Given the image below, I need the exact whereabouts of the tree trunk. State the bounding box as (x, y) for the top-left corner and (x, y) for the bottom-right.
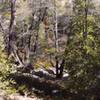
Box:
(7, 0), (16, 56)
(84, 0), (88, 38)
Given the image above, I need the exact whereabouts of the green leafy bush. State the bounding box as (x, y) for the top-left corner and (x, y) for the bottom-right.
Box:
(65, 33), (100, 99)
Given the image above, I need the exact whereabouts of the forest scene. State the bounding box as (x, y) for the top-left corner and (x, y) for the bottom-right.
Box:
(0, 0), (100, 100)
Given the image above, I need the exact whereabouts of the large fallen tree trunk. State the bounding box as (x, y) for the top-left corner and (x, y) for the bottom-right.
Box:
(9, 72), (66, 94)
(9, 72), (86, 99)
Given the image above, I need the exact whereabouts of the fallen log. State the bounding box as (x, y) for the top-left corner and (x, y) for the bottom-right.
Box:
(9, 72), (65, 94)
(8, 72), (86, 99)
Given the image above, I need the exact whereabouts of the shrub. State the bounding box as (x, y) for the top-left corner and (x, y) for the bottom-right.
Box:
(65, 33), (100, 99)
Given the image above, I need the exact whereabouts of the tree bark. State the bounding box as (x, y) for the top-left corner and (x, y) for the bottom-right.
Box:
(83, 0), (88, 38)
(7, 0), (16, 55)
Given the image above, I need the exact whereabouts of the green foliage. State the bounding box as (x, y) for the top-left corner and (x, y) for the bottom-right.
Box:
(0, 34), (16, 94)
(0, 1), (10, 11)
(65, 33), (100, 99)
(64, 0), (100, 99)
